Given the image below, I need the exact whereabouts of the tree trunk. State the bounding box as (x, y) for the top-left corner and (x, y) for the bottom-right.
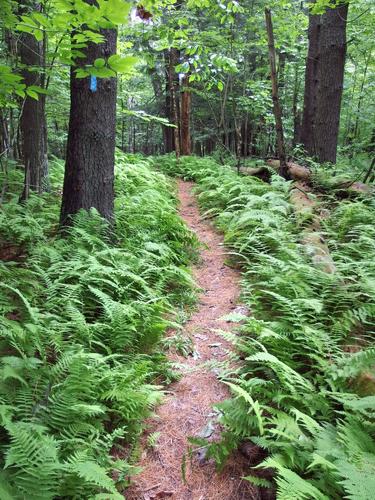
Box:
(167, 48), (180, 159)
(60, 22), (117, 227)
(18, 3), (49, 200)
(313, 3), (348, 163)
(265, 8), (288, 179)
(149, 64), (171, 153)
(353, 51), (370, 142)
(164, 76), (175, 153)
(0, 110), (9, 158)
(277, 51), (286, 96)
(180, 74), (191, 155)
(164, 49), (180, 153)
(292, 63), (301, 146)
(163, 51), (174, 153)
(41, 29), (49, 192)
(300, 10), (320, 154)
(4, 31), (18, 160)
(121, 99), (125, 151)
(301, 3), (348, 163)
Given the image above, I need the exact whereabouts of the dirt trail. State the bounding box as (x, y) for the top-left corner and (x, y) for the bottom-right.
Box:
(126, 180), (255, 500)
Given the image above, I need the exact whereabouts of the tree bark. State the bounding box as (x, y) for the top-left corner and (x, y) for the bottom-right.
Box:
(163, 49), (180, 153)
(301, 3), (348, 163)
(0, 110), (10, 158)
(353, 51), (370, 142)
(18, 2), (49, 200)
(164, 68), (175, 153)
(292, 63), (301, 147)
(149, 63), (171, 153)
(60, 20), (117, 227)
(277, 51), (286, 96)
(180, 74), (191, 155)
(313, 3), (348, 163)
(264, 8), (288, 179)
(300, 10), (320, 154)
(167, 48), (180, 159)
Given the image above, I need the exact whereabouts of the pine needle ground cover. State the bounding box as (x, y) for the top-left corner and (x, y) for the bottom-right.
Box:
(0, 153), (198, 499)
(156, 155), (375, 500)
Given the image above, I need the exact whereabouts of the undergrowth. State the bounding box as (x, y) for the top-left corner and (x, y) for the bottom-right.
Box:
(0, 152), (198, 499)
(156, 155), (375, 500)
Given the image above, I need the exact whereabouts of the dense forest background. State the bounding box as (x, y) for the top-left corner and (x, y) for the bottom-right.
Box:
(1, 0), (374, 196)
(0, 0), (375, 499)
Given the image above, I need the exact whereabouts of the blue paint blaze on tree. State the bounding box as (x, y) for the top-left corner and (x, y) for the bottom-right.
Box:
(90, 75), (97, 92)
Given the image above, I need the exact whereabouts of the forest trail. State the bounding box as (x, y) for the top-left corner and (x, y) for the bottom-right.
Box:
(126, 180), (255, 500)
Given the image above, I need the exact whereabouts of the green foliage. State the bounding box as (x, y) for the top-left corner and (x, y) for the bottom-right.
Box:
(157, 155), (375, 500)
(147, 431), (161, 450)
(161, 331), (194, 357)
(0, 153), (198, 498)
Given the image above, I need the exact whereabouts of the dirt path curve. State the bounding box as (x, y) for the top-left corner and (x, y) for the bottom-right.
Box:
(126, 180), (255, 500)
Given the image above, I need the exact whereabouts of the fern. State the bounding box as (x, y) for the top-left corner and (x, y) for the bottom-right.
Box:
(0, 153), (198, 498)
(157, 155), (375, 500)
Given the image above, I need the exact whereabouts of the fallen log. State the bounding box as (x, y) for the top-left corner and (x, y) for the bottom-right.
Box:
(267, 159), (310, 182)
(289, 186), (336, 274)
(239, 166), (272, 183)
(0, 239), (26, 262)
(239, 162), (336, 273)
(236, 158), (374, 479)
(284, 169), (374, 393)
(267, 159), (373, 195)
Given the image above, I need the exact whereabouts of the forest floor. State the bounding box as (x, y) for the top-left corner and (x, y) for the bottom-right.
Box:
(126, 180), (256, 500)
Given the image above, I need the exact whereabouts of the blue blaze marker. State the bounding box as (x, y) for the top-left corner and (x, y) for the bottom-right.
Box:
(90, 75), (97, 92)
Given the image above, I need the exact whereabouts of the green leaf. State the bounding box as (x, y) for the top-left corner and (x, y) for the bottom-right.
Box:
(32, 12), (49, 27)
(0, 471), (18, 500)
(108, 55), (138, 73)
(28, 85), (48, 95)
(26, 89), (39, 100)
(175, 62), (190, 74)
(34, 29), (43, 42)
(98, 0), (132, 25)
(68, 461), (117, 493)
(15, 24), (34, 34)
(225, 381), (264, 435)
(90, 66), (116, 78)
(243, 475), (273, 488)
(75, 69), (89, 78)
(94, 58), (106, 68)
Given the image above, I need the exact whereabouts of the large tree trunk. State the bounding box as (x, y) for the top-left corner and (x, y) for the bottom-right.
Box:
(18, 3), (49, 200)
(313, 4), (348, 163)
(180, 74), (191, 156)
(300, 11), (320, 155)
(301, 4), (348, 163)
(265, 8), (288, 179)
(60, 23), (117, 227)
